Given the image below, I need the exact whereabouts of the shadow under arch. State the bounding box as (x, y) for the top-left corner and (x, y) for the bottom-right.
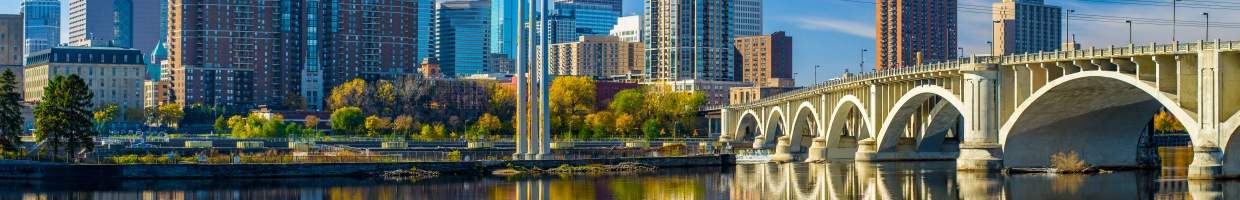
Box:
(789, 101), (822, 153)
(732, 110), (763, 147)
(823, 95), (875, 159)
(874, 86), (968, 153)
(758, 107), (788, 149)
(1000, 71), (1202, 168)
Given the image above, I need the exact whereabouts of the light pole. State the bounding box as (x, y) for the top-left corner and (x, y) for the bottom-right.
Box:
(1065, 10), (1074, 45)
(987, 41), (994, 57)
(859, 49), (868, 73)
(1126, 20), (1133, 44)
(1173, 0), (1181, 41)
(814, 65), (820, 83)
(1203, 12), (1210, 41)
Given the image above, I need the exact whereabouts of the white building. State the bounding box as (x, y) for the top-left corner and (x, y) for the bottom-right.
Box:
(609, 15), (643, 43)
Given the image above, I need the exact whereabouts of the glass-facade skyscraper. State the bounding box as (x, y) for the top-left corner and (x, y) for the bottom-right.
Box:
(554, 0), (620, 36)
(419, 0), (436, 63)
(21, 0), (60, 65)
(435, 0), (491, 77)
(645, 0), (734, 81)
(490, 0), (516, 56)
(66, 0), (160, 56)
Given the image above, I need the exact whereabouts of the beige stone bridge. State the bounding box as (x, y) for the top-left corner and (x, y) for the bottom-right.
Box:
(719, 41), (1240, 179)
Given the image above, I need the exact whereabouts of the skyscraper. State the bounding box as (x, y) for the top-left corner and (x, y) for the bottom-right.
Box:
(993, 0), (1061, 55)
(66, 0), (160, 54)
(0, 15), (22, 69)
(644, 0), (734, 81)
(21, 0), (59, 65)
(733, 0), (762, 37)
(554, 0), (620, 35)
(609, 15), (642, 43)
(876, 0), (957, 71)
(490, 0), (517, 56)
(435, 0), (492, 77)
(420, 0), (437, 63)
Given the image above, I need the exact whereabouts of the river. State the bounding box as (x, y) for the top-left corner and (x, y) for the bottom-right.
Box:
(3, 147), (1238, 199)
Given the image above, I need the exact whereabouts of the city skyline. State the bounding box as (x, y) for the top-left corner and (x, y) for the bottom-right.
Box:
(0, 0), (1236, 87)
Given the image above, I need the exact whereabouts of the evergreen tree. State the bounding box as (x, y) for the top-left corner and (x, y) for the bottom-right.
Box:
(0, 70), (22, 151)
(34, 76), (66, 159)
(33, 75), (95, 161)
(62, 75), (95, 159)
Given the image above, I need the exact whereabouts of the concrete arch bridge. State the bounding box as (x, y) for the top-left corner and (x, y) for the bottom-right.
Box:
(719, 41), (1240, 179)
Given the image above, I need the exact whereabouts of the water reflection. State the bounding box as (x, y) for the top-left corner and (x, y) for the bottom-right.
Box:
(7, 148), (1240, 199)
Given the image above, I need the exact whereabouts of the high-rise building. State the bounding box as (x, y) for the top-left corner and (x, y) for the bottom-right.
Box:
(490, 0), (517, 56)
(609, 15), (642, 43)
(876, 0), (957, 71)
(554, 0), (620, 35)
(993, 0), (1061, 55)
(420, 0), (437, 63)
(546, 15), (579, 44)
(435, 0), (492, 77)
(545, 36), (643, 80)
(168, 0), (419, 110)
(644, 0), (734, 82)
(735, 31), (792, 86)
(733, 0), (762, 37)
(148, 0), (169, 80)
(0, 14), (22, 69)
(21, 0), (59, 65)
(66, 0), (160, 54)
(23, 46), (146, 110)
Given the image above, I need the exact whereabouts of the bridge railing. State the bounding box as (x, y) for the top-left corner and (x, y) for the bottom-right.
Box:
(726, 40), (1240, 110)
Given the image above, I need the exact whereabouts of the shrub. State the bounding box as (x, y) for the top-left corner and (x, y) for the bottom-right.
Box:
(445, 150), (462, 161)
(1051, 150), (1088, 173)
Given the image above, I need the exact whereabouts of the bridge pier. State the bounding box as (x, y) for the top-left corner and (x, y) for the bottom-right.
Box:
(804, 138), (828, 162)
(1188, 145), (1224, 180)
(957, 63), (1004, 171)
(771, 136), (795, 162)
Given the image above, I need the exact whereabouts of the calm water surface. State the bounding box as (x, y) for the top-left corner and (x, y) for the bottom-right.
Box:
(4, 147), (1239, 200)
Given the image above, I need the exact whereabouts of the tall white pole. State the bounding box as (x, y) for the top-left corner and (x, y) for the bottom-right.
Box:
(513, 0), (527, 160)
(538, 0), (552, 159)
(526, 0), (539, 159)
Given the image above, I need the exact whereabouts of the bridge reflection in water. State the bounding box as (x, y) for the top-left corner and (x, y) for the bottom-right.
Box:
(6, 147), (1240, 199)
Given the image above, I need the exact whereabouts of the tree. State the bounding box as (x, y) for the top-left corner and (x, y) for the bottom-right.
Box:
(92, 104), (118, 134)
(327, 79), (369, 112)
(549, 76), (596, 134)
(585, 111), (613, 138)
(364, 115), (392, 137)
(641, 119), (662, 141)
(226, 113), (291, 138)
(392, 115), (416, 137)
(155, 104), (185, 130)
(609, 88), (646, 118)
(330, 107), (364, 135)
(213, 116), (228, 135)
(304, 115), (320, 130)
(1154, 110), (1186, 133)
(613, 113), (637, 139)
(34, 75), (95, 160)
(0, 69), (22, 151)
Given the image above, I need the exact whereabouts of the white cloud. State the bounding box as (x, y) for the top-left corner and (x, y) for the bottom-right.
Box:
(785, 17), (875, 39)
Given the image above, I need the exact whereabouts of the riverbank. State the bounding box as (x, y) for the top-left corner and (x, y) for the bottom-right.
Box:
(0, 154), (733, 179)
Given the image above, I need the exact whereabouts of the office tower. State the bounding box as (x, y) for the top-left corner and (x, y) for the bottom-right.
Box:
(168, 0), (419, 110)
(420, 0), (437, 63)
(609, 15), (642, 43)
(644, 0), (734, 81)
(24, 47), (146, 110)
(993, 0), (1062, 55)
(545, 36), (643, 80)
(435, 0), (491, 77)
(733, 0), (762, 36)
(66, 0), (160, 54)
(876, 0), (957, 71)
(491, 0), (516, 56)
(21, 0), (59, 65)
(735, 31), (792, 86)
(546, 15), (579, 44)
(554, 0), (620, 35)
(149, 0), (168, 80)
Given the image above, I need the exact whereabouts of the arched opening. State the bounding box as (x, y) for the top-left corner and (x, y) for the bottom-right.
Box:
(825, 96), (874, 159)
(875, 87), (966, 158)
(790, 103), (821, 153)
(1001, 72), (1200, 169)
(758, 109), (786, 149)
(1224, 124), (1240, 175)
(732, 111), (762, 148)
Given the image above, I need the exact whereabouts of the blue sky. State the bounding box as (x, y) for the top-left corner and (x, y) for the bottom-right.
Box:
(3, 0), (1236, 86)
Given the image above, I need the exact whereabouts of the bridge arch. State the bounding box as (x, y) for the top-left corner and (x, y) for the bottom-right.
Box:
(789, 101), (822, 153)
(732, 109), (763, 145)
(1000, 71), (1202, 168)
(1223, 114), (1240, 174)
(875, 86), (968, 152)
(759, 107), (788, 149)
(825, 95), (875, 148)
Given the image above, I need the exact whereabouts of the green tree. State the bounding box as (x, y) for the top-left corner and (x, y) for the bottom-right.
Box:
(327, 79), (369, 112)
(151, 104), (184, 130)
(609, 88), (646, 118)
(330, 107), (364, 135)
(34, 75), (95, 160)
(0, 69), (23, 151)
(213, 116), (228, 135)
(92, 104), (118, 134)
(641, 119), (661, 141)
(226, 113), (291, 138)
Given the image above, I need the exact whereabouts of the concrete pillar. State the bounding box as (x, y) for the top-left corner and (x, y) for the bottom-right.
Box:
(720, 108), (732, 142)
(805, 138), (828, 162)
(771, 135), (795, 162)
(958, 63), (1004, 171)
(854, 138), (878, 161)
(1190, 49), (1223, 179)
